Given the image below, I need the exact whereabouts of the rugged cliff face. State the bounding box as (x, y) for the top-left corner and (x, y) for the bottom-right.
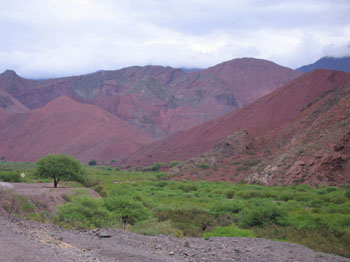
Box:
(124, 70), (350, 166)
(0, 58), (301, 138)
(138, 70), (350, 186)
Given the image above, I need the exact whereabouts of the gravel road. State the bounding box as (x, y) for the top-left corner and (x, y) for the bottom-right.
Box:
(1, 214), (349, 262)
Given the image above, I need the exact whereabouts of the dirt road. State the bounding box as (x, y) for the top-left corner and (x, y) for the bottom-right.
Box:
(1, 214), (349, 262)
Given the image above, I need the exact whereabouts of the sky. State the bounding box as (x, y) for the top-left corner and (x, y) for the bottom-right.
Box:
(0, 0), (350, 78)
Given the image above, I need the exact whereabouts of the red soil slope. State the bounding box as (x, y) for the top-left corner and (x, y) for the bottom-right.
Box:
(0, 58), (301, 138)
(124, 70), (350, 166)
(0, 96), (154, 162)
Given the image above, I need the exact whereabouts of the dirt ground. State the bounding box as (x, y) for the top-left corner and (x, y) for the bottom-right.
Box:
(9, 182), (100, 211)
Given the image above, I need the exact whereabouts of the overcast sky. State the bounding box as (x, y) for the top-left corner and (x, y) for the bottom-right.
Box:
(0, 0), (350, 78)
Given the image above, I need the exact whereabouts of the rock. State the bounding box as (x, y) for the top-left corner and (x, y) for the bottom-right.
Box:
(98, 231), (112, 238)
(0, 182), (14, 190)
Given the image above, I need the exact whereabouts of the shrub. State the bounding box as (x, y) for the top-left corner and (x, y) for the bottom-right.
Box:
(56, 197), (111, 229)
(238, 200), (289, 228)
(198, 163), (210, 169)
(104, 196), (150, 227)
(156, 208), (216, 237)
(345, 189), (350, 199)
(88, 160), (97, 166)
(203, 224), (256, 238)
(178, 184), (198, 192)
(156, 172), (170, 180)
(151, 163), (165, 171)
(225, 190), (235, 199)
(207, 200), (243, 218)
(242, 159), (261, 167)
(169, 160), (181, 168)
(0, 171), (21, 182)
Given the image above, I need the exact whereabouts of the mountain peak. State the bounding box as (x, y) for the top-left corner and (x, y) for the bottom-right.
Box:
(297, 56), (350, 73)
(2, 69), (18, 77)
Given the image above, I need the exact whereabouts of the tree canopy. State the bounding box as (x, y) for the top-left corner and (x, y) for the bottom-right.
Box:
(36, 154), (83, 187)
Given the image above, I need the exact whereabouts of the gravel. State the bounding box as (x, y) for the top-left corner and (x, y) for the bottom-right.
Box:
(1, 215), (349, 262)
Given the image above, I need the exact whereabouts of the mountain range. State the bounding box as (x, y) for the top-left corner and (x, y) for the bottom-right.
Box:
(297, 56), (350, 73)
(1, 56), (350, 185)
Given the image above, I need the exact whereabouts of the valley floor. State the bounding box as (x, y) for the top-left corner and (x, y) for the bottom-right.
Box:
(0, 214), (349, 262)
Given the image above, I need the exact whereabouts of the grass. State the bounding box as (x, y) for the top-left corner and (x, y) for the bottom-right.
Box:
(1, 161), (350, 257)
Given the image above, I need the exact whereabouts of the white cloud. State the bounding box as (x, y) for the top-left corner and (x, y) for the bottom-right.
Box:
(0, 0), (349, 78)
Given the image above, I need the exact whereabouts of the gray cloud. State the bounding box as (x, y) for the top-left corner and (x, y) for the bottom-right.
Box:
(0, 0), (349, 78)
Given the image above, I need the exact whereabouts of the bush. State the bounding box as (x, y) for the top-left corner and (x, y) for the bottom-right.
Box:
(156, 172), (170, 180)
(242, 159), (261, 167)
(178, 184), (198, 192)
(156, 208), (216, 237)
(0, 171), (21, 182)
(207, 200), (243, 218)
(203, 224), (256, 238)
(169, 160), (181, 168)
(198, 163), (210, 169)
(225, 190), (236, 199)
(238, 200), (289, 228)
(88, 160), (97, 166)
(104, 196), (150, 227)
(56, 197), (112, 229)
(345, 189), (350, 199)
(151, 163), (165, 171)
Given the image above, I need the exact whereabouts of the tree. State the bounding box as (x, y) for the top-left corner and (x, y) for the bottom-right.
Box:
(36, 154), (83, 188)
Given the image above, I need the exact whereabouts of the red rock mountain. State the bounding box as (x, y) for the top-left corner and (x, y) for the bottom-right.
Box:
(0, 96), (153, 162)
(0, 58), (302, 138)
(124, 70), (350, 168)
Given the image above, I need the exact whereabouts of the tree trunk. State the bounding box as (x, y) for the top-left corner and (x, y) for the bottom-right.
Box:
(54, 178), (59, 188)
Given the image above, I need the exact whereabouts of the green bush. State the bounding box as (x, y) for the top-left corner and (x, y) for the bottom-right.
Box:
(151, 163), (165, 171)
(207, 200), (243, 218)
(156, 208), (216, 237)
(88, 160), (97, 166)
(238, 200), (289, 228)
(345, 189), (350, 199)
(169, 160), (181, 168)
(225, 190), (235, 199)
(104, 196), (150, 226)
(156, 172), (170, 180)
(198, 163), (210, 169)
(178, 184), (198, 192)
(242, 159), (261, 167)
(203, 224), (255, 238)
(0, 171), (21, 182)
(56, 197), (112, 229)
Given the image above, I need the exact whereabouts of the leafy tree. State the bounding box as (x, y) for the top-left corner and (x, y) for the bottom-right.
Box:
(36, 154), (83, 188)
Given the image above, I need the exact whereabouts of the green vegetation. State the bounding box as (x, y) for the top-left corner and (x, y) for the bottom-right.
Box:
(88, 159), (97, 166)
(198, 163), (210, 169)
(36, 154), (84, 187)
(1, 160), (350, 257)
(151, 163), (165, 171)
(169, 160), (181, 167)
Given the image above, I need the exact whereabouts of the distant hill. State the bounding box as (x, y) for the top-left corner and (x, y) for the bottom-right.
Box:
(297, 56), (350, 73)
(0, 58), (301, 139)
(0, 96), (154, 162)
